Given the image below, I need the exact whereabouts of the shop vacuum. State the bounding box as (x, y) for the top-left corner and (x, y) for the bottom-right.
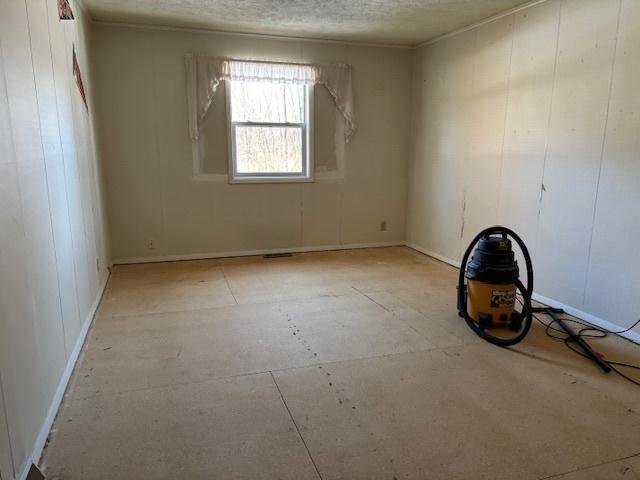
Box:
(457, 226), (613, 373)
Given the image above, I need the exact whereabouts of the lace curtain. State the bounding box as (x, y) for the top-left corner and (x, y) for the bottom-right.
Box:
(222, 59), (318, 85)
(186, 55), (356, 143)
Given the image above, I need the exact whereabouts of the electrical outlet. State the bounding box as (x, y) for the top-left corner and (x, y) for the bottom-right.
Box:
(147, 239), (156, 250)
(96, 258), (100, 273)
(380, 220), (387, 232)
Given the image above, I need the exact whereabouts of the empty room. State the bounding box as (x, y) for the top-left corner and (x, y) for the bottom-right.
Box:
(1, 0), (639, 479)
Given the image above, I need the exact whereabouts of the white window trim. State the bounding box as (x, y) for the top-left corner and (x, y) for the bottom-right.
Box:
(225, 79), (314, 184)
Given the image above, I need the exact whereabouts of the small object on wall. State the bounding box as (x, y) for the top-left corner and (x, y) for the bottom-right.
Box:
(72, 45), (88, 110)
(58, 0), (74, 20)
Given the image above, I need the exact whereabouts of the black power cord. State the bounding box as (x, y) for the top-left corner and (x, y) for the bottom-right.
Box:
(516, 295), (640, 387)
(458, 225), (639, 385)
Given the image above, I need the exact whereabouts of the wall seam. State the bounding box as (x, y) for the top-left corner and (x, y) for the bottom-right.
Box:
(25, 0), (69, 359)
(404, 46), (417, 243)
(338, 191), (344, 245)
(0, 370), (15, 480)
(495, 16), (517, 221)
(61, 20), (93, 315)
(84, 53), (107, 282)
(0, 37), (18, 479)
(77, 36), (101, 299)
(86, 19), (112, 269)
(44, 0), (84, 343)
(64, 22), (96, 310)
(456, 27), (479, 259)
(580, 0), (623, 309)
(0, 18), (26, 480)
(532, 0), (563, 266)
(152, 32), (168, 258)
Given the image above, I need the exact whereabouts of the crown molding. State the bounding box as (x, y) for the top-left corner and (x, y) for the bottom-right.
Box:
(90, 19), (414, 50)
(415, 0), (550, 48)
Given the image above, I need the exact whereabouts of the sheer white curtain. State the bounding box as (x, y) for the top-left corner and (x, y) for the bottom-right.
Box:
(317, 64), (356, 142)
(222, 59), (318, 85)
(185, 55), (224, 141)
(185, 55), (356, 143)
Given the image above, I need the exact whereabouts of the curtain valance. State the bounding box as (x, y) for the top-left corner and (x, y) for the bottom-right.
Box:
(185, 55), (356, 143)
(222, 59), (318, 85)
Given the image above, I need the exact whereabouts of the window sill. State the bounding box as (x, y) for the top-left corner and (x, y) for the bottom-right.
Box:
(192, 172), (344, 183)
(228, 175), (315, 184)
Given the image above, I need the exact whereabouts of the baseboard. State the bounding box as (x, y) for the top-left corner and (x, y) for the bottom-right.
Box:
(404, 242), (462, 268)
(113, 241), (406, 265)
(17, 273), (110, 480)
(531, 293), (640, 344)
(404, 243), (639, 344)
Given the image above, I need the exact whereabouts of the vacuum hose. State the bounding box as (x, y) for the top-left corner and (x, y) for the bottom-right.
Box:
(457, 226), (534, 346)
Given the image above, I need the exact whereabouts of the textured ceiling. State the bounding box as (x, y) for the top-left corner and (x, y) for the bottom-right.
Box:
(82, 0), (533, 46)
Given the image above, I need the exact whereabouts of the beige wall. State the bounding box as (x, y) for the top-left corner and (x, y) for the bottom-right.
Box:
(407, 0), (640, 336)
(92, 25), (413, 262)
(0, 1), (110, 478)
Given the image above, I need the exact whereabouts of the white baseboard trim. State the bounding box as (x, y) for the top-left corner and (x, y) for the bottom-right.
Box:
(113, 241), (406, 265)
(405, 242), (462, 268)
(531, 293), (640, 344)
(404, 243), (639, 344)
(17, 273), (110, 480)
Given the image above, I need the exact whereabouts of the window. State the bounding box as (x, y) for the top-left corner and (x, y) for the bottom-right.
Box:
(226, 79), (314, 183)
(186, 57), (355, 182)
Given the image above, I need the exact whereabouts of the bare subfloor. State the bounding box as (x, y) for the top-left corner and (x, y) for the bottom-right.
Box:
(42, 247), (640, 479)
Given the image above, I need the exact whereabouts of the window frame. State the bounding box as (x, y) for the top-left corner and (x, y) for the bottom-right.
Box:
(225, 79), (314, 184)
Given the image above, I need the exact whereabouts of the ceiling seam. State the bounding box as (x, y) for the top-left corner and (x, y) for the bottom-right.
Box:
(89, 20), (415, 50)
(415, 0), (550, 48)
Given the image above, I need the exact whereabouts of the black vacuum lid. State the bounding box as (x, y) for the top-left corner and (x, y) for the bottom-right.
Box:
(465, 234), (519, 283)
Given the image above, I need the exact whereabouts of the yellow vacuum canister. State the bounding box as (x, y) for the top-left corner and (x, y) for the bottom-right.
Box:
(464, 234), (519, 330)
(458, 226), (533, 346)
(466, 281), (516, 324)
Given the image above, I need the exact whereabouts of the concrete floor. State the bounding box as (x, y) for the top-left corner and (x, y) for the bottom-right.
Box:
(42, 247), (640, 479)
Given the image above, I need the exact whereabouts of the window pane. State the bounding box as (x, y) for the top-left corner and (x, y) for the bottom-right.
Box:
(235, 126), (303, 174)
(230, 81), (304, 124)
